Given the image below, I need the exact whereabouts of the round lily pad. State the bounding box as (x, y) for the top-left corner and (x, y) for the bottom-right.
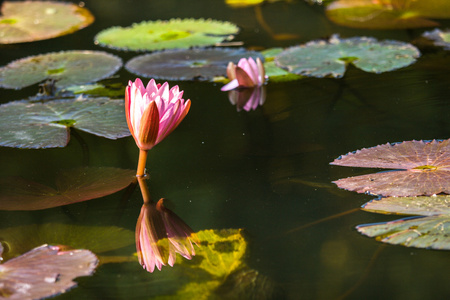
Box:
(0, 1), (94, 44)
(362, 195), (450, 216)
(94, 18), (239, 52)
(275, 35), (420, 78)
(0, 97), (130, 149)
(0, 50), (122, 89)
(423, 28), (450, 50)
(125, 48), (263, 81)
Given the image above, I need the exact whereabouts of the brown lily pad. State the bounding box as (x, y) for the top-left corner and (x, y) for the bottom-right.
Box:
(330, 139), (450, 197)
(0, 1), (94, 44)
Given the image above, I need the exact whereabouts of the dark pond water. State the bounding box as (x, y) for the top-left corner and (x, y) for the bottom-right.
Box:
(1, 1), (449, 299)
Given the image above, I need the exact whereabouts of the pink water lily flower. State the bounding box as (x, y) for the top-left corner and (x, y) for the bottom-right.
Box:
(125, 78), (191, 151)
(221, 57), (266, 91)
(135, 199), (198, 273)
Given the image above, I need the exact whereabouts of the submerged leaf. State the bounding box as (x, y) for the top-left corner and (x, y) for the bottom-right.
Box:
(0, 244), (98, 300)
(331, 139), (450, 197)
(0, 167), (136, 210)
(0, 224), (134, 262)
(357, 215), (450, 250)
(94, 18), (239, 52)
(423, 28), (450, 50)
(0, 97), (130, 148)
(0, 1), (94, 44)
(125, 48), (263, 81)
(325, 0), (450, 29)
(275, 35), (420, 78)
(0, 51), (122, 89)
(362, 195), (450, 216)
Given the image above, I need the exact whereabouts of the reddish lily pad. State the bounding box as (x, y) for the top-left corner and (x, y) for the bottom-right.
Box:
(94, 18), (239, 52)
(325, 0), (450, 29)
(0, 167), (135, 211)
(0, 97), (130, 149)
(331, 139), (450, 197)
(125, 48), (263, 81)
(357, 215), (450, 250)
(0, 244), (98, 300)
(0, 51), (122, 89)
(0, 1), (94, 44)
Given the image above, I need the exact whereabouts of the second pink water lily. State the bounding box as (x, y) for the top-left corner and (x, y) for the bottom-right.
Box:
(125, 78), (191, 151)
(221, 57), (266, 91)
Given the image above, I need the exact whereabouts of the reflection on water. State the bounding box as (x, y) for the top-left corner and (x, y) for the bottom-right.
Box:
(1, 0), (449, 299)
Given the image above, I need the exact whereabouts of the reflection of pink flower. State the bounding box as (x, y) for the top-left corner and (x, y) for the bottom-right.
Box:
(125, 78), (191, 151)
(221, 57), (266, 91)
(135, 199), (197, 273)
(228, 86), (266, 112)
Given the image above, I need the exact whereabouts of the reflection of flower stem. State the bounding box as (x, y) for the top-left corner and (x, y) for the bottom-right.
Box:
(136, 149), (148, 177)
(70, 128), (90, 166)
(137, 176), (151, 204)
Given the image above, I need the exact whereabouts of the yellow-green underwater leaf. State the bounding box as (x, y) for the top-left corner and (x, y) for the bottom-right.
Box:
(275, 34), (420, 78)
(423, 28), (450, 50)
(0, 244), (98, 300)
(325, 0), (450, 29)
(0, 1), (94, 44)
(125, 48), (263, 81)
(0, 167), (136, 210)
(0, 51), (122, 90)
(0, 223), (134, 262)
(94, 18), (239, 52)
(0, 97), (130, 149)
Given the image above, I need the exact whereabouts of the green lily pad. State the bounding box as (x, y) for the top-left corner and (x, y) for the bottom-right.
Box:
(0, 167), (136, 211)
(275, 35), (420, 78)
(261, 47), (303, 82)
(0, 51), (122, 90)
(325, 0), (450, 29)
(0, 244), (98, 300)
(423, 28), (450, 50)
(0, 1), (94, 44)
(357, 215), (450, 250)
(362, 195), (450, 216)
(94, 18), (239, 52)
(125, 48), (263, 81)
(0, 223), (134, 262)
(0, 97), (130, 149)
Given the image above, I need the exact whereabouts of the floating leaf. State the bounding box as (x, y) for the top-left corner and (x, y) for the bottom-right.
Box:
(94, 18), (239, 52)
(0, 51), (122, 90)
(362, 195), (450, 216)
(423, 28), (450, 50)
(357, 215), (450, 250)
(0, 223), (134, 262)
(275, 35), (420, 78)
(0, 97), (130, 149)
(125, 48), (263, 81)
(0, 1), (94, 44)
(0, 167), (135, 210)
(330, 139), (450, 197)
(325, 0), (450, 29)
(261, 47), (303, 82)
(0, 244), (98, 300)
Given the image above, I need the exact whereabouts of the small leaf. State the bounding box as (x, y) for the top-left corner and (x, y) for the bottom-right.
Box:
(125, 48), (263, 81)
(0, 167), (135, 210)
(331, 139), (450, 197)
(0, 97), (130, 149)
(0, 244), (98, 300)
(0, 1), (94, 44)
(423, 28), (450, 50)
(94, 18), (239, 52)
(0, 51), (122, 89)
(362, 195), (450, 216)
(357, 215), (450, 250)
(275, 34), (420, 78)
